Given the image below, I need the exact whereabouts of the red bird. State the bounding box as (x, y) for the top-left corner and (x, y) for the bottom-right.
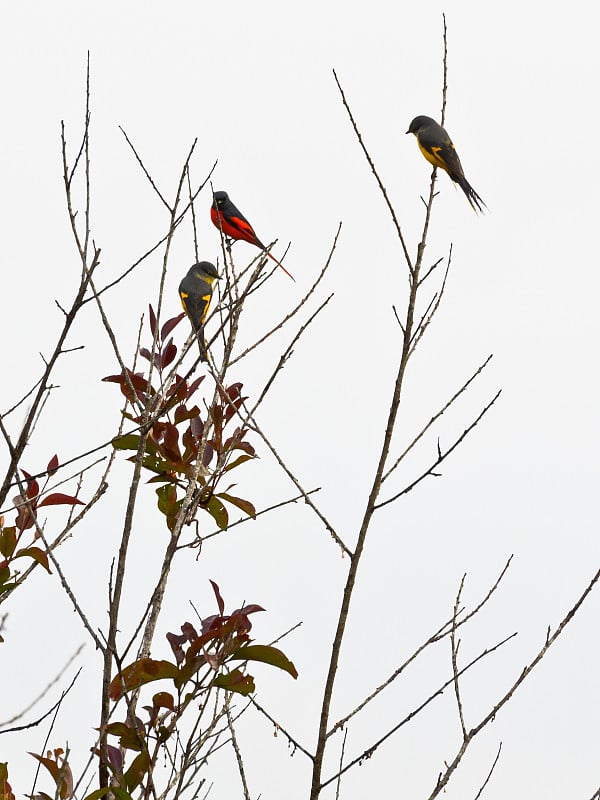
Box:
(210, 190), (295, 281)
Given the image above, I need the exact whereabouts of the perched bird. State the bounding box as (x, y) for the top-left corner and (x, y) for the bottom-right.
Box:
(179, 261), (220, 362)
(210, 190), (295, 280)
(406, 115), (486, 213)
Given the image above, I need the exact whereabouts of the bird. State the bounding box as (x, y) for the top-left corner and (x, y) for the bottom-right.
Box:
(178, 261), (220, 362)
(210, 190), (295, 280)
(406, 115), (486, 213)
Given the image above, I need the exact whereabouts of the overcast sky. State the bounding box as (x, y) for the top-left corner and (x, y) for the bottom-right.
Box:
(1, 2), (598, 799)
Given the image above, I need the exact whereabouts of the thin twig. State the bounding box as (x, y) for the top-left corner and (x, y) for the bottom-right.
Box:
(451, 575), (467, 738)
(473, 742), (502, 800)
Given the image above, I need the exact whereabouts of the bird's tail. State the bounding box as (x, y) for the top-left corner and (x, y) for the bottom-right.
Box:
(196, 329), (208, 363)
(457, 176), (487, 214)
(266, 250), (296, 281)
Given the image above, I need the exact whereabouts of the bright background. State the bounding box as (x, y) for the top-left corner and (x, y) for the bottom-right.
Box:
(1, 2), (598, 799)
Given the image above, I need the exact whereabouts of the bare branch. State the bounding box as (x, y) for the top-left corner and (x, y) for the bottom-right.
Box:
(451, 574), (468, 739)
(375, 389), (502, 510)
(473, 742), (502, 800)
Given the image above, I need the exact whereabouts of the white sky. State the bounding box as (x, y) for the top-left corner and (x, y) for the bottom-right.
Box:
(1, 2), (598, 799)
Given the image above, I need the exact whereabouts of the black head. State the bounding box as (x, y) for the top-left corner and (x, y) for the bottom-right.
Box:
(212, 191), (229, 208)
(406, 115), (436, 135)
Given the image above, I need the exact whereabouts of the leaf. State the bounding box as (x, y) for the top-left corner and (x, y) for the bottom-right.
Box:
(28, 753), (73, 800)
(138, 347), (152, 362)
(156, 484), (178, 517)
(161, 312), (185, 340)
(38, 493), (84, 508)
(83, 790), (134, 800)
(213, 669), (255, 695)
(0, 527), (17, 558)
(108, 659), (179, 701)
(231, 645), (298, 679)
(112, 434), (158, 457)
(202, 441), (214, 468)
(206, 496), (228, 530)
(186, 375), (206, 398)
(0, 762), (15, 800)
(148, 304), (157, 336)
(22, 471), (40, 501)
(210, 580), (225, 615)
(152, 691), (175, 710)
(175, 404), (201, 425)
(47, 455), (59, 477)
(217, 493), (256, 519)
(14, 547), (50, 573)
(160, 339), (177, 369)
(162, 423), (181, 461)
(223, 454), (254, 473)
(102, 370), (152, 403)
(106, 745), (123, 775)
(124, 751), (150, 792)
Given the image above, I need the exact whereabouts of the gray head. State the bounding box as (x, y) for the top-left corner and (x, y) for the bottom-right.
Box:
(190, 261), (220, 280)
(406, 115), (437, 135)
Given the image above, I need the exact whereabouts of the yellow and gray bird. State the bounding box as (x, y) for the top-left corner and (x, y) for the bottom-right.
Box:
(179, 261), (220, 362)
(406, 115), (486, 213)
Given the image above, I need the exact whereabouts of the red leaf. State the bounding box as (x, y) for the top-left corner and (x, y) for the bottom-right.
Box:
(161, 339), (177, 369)
(166, 631), (187, 665)
(217, 493), (256, 519)
(186, 375), (206, 399)
(175, 404), (200, 425)
(106, 744), (124, 774)
(181, 621), (199, 640)
(14, 547), (51, 573)
(22, 471), (40, 501)
(161, 313), (186, 340)
(162, 423), (181, 461)
(210, 580), (225, 616)
(190, 415), (204, 441)
(47, 455), (59, 476)
(152, 691), (175, 710)
(108, 658), (179, 701)
(202, 441), (214, 467)
(149, 304), (157, 336)
(139, 347), (152, 362)
(38, 493), (84, 508)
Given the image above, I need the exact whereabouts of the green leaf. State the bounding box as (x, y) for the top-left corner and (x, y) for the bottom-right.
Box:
(206, 496), (228, 529)
(82, 788), (134, 800)
(103, 722), (144, 751)
(112, 434), (142, 452)
(231, 644), (298, 679)
(123, 751), (150, 792)
(0, 527), (17, 558)
(156, 484), (178, 516)
(214, 669), (255, 695)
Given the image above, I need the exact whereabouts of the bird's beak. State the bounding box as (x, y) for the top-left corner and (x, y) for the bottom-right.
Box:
(405, 129), (411, 135)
